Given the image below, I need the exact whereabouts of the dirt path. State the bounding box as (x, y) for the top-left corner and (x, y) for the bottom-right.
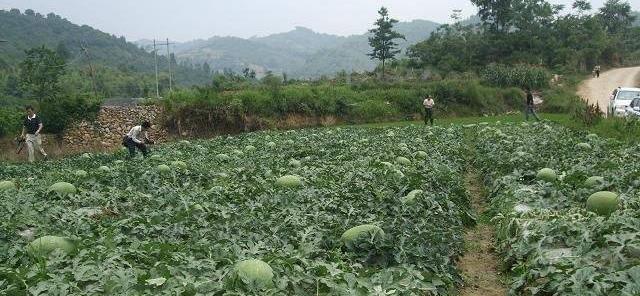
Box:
(577, 67), (640, 114)
(458, 171), (507, 296)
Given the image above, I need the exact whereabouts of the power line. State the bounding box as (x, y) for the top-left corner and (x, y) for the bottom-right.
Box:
(152, 38), (176, 99)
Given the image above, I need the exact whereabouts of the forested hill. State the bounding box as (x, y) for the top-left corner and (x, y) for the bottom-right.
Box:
(0, 9), (209, 87)
(138, 20), (441, 78)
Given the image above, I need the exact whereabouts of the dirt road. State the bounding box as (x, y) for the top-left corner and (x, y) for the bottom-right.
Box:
(577, 67), (640, 114)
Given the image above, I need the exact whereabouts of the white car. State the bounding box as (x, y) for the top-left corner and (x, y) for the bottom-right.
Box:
(625, 98), (640, 118)
(609, 87), (640, 117)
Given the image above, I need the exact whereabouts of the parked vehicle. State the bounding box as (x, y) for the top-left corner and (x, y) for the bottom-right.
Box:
(609, 87), (640, 117)
(625, 98), (640, 118)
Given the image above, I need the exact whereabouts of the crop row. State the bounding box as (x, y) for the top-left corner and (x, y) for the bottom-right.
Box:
(473, 122), (640, 295)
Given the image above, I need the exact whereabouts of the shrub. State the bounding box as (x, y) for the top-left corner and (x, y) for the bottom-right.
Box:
(482, 64), (551, 90)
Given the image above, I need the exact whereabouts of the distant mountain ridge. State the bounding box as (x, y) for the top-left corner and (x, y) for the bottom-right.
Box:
(137, 20), (441, 78)
(0, 9), (209, 88)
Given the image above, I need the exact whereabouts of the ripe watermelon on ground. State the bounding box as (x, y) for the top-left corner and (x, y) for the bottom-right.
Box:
(0, 180), (16, 191)
(235, 259), (274, 288)
(536, 168), (557, 182)
(587, 191), (619, 216)
(341, 224), (385, 250)
(276, 175), (302, 188)
(48, 182), (76, 194)
(27, 236), (75, 257)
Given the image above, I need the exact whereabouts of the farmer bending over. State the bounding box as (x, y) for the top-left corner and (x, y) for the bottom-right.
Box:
(123, 121), (154, 158)
(21, 105), (48, 162)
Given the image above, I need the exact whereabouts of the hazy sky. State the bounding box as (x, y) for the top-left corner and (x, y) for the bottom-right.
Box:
(0, 0), (635, 42)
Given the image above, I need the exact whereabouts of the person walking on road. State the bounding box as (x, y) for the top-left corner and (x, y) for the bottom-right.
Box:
(594, 65), (601, 78)
(423, 95), (435, 126)
(20, 106), (48, 163)
(122, 121), (155, 159)
(525, 88), (541, 122)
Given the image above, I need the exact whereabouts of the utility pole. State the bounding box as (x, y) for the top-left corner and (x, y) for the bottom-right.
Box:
(153, 39), (159, 99)
(152, 39), (175, 98)
(80, 42), (99, 99)
(166, 38), (173, 92)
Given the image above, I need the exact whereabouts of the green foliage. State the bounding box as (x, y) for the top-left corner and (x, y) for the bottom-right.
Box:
(19, 46), (66, 102)
(481, 64), (551, 89)
(410, 1), (639, 75)
(39, 94), (101, 134)
(163, 79), (526, 135)
(0, 107), (22, 137)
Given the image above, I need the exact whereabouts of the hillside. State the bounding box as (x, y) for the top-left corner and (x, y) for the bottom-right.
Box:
(0, 9), (209, 88)
(139, 20), (441, 78)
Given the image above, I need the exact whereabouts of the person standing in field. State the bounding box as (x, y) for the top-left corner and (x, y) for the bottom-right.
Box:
(423, 95), (435, 126)
(122, 121), (154, 159)
(525, 88), (541, 121)
(20, 105), (48, 162)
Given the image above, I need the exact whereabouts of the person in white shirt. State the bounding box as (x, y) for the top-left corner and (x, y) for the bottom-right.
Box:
(422, 95), (435, 126)
(122, 121), (154, 158)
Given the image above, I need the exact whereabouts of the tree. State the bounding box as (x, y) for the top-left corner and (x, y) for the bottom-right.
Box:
(19, 46), (66, 102)
(598, 0), (635, 35)
(56, 42), (71, 61)
(242, 67), (256, 79)
(471, 0), (515, 33)
(368, 7), (405, 79)
(572, 0), (592, 14)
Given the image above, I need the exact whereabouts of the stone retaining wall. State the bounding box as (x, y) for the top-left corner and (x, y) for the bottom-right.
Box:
(63, 105), (168, 150)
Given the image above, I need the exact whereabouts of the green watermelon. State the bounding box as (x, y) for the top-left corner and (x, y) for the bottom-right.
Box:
(235, 259), (274, 288)
(27, 236), (75, 257)
(415, 151), (428, 159)
(576, 143), (592, 150)
(288, 159), (302, 168)
(157, 164), (171, 173)
(48, 182), (77, 194)
(171, 161), (188, 170)
(341, 225), (385, 249)
(402, 190), (423, 204)
(74, 170), (88, 178)
(0, 180), (16, 191)
(584, 176), (605, 188)
(587, 191), (619, 216)
(395, 156), (411, 166)
(536, 168), (557, 182)
(98, 166), (111, 173)
(217, 154), (231, 161)
(276, 175), (302, 188)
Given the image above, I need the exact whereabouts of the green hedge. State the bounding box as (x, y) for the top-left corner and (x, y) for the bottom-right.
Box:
(163, 79), (527, 134)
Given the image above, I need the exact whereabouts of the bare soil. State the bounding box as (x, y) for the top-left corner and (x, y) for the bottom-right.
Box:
(458, 171), (507, 296)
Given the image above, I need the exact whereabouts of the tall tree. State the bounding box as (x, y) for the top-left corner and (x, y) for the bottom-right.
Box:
(19, 46), (66, 102)
(471, 0), (515, 33)
(368, 7), (405, 79)
(598, 0), (635, 35)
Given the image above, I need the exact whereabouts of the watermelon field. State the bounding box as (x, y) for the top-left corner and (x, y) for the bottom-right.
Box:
(0, 122), (639, 295)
